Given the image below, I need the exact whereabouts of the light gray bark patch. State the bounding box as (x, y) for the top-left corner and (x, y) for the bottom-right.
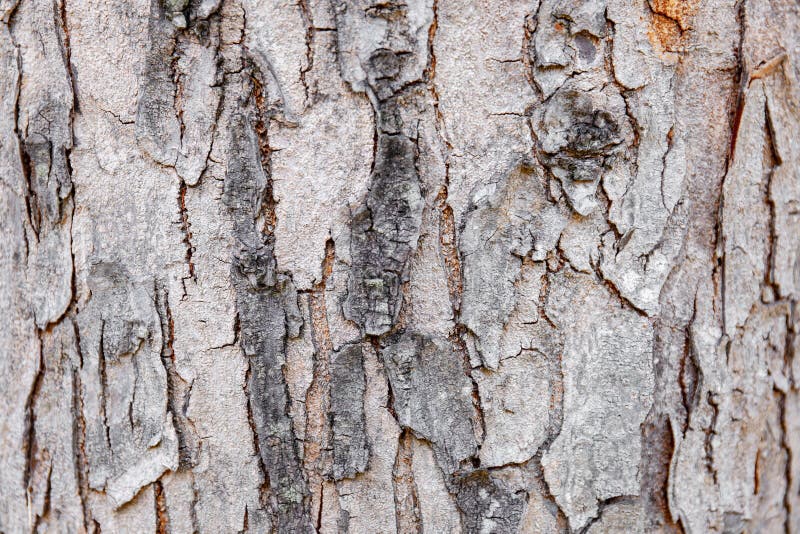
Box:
(451, 469), (526, 533)
(475, 349), (552, 467)
(223, 112), (312, 532)
(764, 81), (800, 300)
(530, 0), (607, 97)
(174, 18), (223, 187)
(598, 1), (684, 317)
(746, 389), (789, 532)
(77, 262), (178, 507)
(585, 499), (644, 533)
(191, 0), (223, 20)
(22, 128), (72, 231)
(13, 0), (73, 230)
(330, 342), (370, 480)
(24, 169), (73, 329)
(135, 0), (181, 166)
(459, 159), (567, 369)
(639, 413), (680, 531)
(713, 303), (788, 520)
(720, 82), (771, 337)
(542, 270), (654, 530)
(381, 332), (477, 474)
(344, 132), (424, 335)
(26, 322), (86, 532)
(331, 0), (432, 96)
(155, 284), (198, 469)
(670, 301), (790, 531)
(12, 0), (75, 328)
(533, 80), (630, 216)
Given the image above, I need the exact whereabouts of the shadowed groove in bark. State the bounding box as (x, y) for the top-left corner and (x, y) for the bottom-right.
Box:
(153, 480), (169, 534)
(304, 238), (336, 522)
(155, 283), (197, 469)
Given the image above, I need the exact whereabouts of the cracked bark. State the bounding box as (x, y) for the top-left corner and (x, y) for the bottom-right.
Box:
(3, 0), (800, 532)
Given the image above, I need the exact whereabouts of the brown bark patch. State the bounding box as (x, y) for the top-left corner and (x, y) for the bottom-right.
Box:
(649, 13), (683, 53)
(153, 481), (169, 534)
(650, 0), (696, 30)
(648, 0), (697, 54)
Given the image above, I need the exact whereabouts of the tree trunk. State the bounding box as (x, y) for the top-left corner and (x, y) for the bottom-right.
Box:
(2, 0), (799, 531)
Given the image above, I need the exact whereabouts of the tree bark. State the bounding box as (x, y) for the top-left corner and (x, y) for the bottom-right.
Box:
(1, 0), (799, 532)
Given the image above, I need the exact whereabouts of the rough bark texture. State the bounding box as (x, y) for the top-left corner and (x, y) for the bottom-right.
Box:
(1, 0), (799, 532)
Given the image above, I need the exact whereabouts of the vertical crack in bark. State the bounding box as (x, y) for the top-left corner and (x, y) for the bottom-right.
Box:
(436, 184), (461, 316)
(527, 345), (568, 529)
(392, 430), (421, 534)
(31, 455), (52, 533)
(521, 8), (541, 101)
(174, 50), (186, 143)
(762, 99), (781, 300)
(777, 388), (791, 532)
(15, 92), (39, 244)
(178, 181), (195, 294)
(727, 0), (748, 160)
(189, 473), (199, 533)
(780, 310), (795, 531)
(156, 283), (196, 468)
(23, 333), (45, 531)
(153, 480), (169, 534)
(249, 73), (277, 235)
(440, 179), (485, 459)
(678, 299), (700, 432)
(703, 391), (720, 485)
(304, 239), (335, 520)
(315, 483), (324, 533)
(97, 321), (112, 451)
(244, 356), (273, 511)
(640, 411), (683, 533)
(71, 356), (92, 532)
(425, 0), (450, 152)
(57, 0), (77, 113)
(297, 0), (314, 105)
(659, 126), (675, 212)
(452, 326), (485, 445)
(528, 455), (570, 532)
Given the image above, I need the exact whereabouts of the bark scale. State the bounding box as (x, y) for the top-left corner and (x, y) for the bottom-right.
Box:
(1, 0), (799, 532)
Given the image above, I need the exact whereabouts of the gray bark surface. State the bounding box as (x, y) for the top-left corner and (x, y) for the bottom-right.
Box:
(1, 0), (799, 532)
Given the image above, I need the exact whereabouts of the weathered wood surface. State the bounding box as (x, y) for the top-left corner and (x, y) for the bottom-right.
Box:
(1, 0), (799, 531)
